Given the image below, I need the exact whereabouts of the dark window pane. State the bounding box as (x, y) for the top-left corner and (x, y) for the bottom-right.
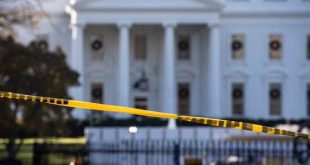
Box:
(177, 35), (191, 60)
(232, 83), (244, 116)
(231, 34), (244, 59)
(269, 34), (282, 60)
(90, 36), (104, 60)
(135, 35), (147, 60)
(269, 83), (282, 115)
(91, 83), (104, 103)
(90, 83), (104, 123)
(178, 83), (190, 115)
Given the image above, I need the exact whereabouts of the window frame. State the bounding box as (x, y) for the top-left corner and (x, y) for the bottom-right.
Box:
(88, 34), (105, 61)
(177, 34), (191, 61)
(177, 82), (191, 115)
(224, 71), (249, 117)
(231, 82), (245, 116)
(90, 82), (104, 103)
(268, 82), (282, 116)
(269, 34), (282, 60)
(231, 34), (245, 61)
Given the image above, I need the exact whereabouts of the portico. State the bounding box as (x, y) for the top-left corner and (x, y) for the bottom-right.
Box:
(67, 0), (223, 118)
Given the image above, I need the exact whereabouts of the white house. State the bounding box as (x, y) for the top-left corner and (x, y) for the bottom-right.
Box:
(10, 0), (310, 120)
(64, 0), (310, 120)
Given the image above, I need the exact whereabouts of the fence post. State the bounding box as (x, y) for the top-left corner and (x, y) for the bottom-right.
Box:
(32, 143), (41, 165)
(174, 143), (180, 165)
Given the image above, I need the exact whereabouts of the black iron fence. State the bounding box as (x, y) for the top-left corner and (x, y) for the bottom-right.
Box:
(33, 143), (88, 165)
(32, 139), (310, 165)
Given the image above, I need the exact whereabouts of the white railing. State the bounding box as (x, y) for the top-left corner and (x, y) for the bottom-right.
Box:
(218, 0), (310, 13)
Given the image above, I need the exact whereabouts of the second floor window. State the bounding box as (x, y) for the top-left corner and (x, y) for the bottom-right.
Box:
(231, 34), (244, 60)
(90, 37), (104, 60)
(177, 35), (191, 60)
(134, 35), (147, 60)
(269, 34), (282, 60)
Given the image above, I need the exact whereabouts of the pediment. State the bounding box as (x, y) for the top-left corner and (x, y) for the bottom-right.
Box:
(225, 68), (250, 79)
(263, 69), (288, 79)
(71, 0), (223, 11)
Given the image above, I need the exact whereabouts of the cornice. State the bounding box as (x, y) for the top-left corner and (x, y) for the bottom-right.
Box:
(70, 0), (224, 12)
(221, 10), (310, 18)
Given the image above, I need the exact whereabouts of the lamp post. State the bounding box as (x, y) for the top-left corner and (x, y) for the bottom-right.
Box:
(128, 126), (138, 164)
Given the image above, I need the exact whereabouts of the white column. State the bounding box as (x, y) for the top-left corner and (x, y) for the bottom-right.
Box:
(117, 23), (131, 107)
(207, 23), (221, 117)
(70, 23), (85, 118)
(162, 22), (177, 129)
(71, 23), (85, 101)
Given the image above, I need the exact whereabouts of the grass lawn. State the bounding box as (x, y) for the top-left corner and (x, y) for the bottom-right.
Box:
(0, 144), (32, 165)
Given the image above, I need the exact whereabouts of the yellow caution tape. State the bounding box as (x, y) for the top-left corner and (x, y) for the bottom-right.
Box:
(0, 91), (309, 139)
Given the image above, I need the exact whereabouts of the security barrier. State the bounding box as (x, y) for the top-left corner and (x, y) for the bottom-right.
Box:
(0, 91), (309, 139)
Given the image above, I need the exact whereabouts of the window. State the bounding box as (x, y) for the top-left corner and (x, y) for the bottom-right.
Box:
(231, 34), (244, 59)
(91, 83), (104, 103)
(269, 83), (282, 115)
(134, 97), (148, 110)
(177, 35), (191, 60)
(90, 36), (104, 60)
(178, 83), (190, 115)
(134, 35), (147, 60)
(89, 83), (104, 124)
(232, 83), (244, 115)
(269, 34), (282, 60)
(307, 84), (310, 116)
(307, 35), (310, 60)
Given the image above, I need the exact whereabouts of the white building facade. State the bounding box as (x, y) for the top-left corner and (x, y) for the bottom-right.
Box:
(64, 0), (310, 120)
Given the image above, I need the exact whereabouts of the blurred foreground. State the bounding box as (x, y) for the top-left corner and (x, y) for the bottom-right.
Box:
(0, 138), (308, 165)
